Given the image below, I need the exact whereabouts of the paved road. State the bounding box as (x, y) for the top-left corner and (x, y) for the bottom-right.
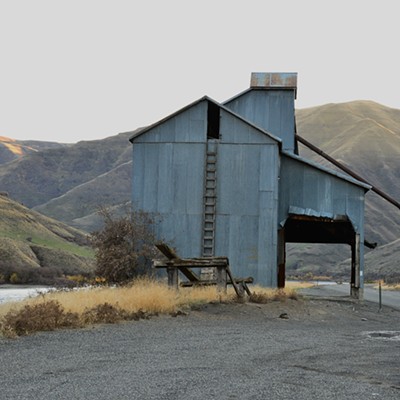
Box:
(299, 283), (400, 310)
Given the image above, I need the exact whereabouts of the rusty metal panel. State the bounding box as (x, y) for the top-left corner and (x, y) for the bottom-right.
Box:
(250, 72), (297, 90)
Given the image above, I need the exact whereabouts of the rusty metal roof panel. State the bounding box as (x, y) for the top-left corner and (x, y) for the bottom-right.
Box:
(250, 72), (297, 93)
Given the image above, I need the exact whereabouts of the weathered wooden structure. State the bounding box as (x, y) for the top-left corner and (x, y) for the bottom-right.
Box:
(129, 72), (370, 298)
(153, 243), (252, 296)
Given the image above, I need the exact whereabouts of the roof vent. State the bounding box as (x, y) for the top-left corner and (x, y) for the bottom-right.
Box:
(250, 72), (297, 97)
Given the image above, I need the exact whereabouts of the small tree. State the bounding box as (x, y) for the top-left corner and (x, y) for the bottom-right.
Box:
(91, 207), (159, 284)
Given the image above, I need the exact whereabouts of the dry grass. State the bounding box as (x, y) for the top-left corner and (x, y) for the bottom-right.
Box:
(0, 279), (301, 337)
(285, 281), (315, 289)
(249, 286), (299, 304)
(374, 282), (400, 291)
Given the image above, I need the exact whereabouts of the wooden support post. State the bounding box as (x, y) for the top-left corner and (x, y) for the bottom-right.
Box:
(167, 265), (178, 289)
(350, 233), (363, 300)
(216, 266), (227, 293)
(277, 229), (286, 288)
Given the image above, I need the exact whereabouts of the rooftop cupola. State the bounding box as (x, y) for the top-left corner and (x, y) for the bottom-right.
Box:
(224, 72), (298, 153)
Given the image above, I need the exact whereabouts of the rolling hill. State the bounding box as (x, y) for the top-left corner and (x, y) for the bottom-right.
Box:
(0, 136), (68, 165)
(291, 100), (400, 280)
(0, 194), (95, 285)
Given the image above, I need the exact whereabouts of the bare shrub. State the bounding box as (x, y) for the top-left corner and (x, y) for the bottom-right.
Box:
(82, 303), (129, 324)
(0, 300), (80, 338)
(249, 288), (298, 304)
(82, 303), (154, 324)
(91, 207), (159, 284)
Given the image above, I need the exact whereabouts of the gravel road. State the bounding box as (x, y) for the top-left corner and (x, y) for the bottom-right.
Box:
(1, 297), (400, 400)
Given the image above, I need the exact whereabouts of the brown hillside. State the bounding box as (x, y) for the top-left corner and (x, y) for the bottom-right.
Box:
(0, 194), (94, 284)
(34, 161), (132, 229)
(0, 131), (134, 208)
(0, 136), (67, 165)
(292, 101), (400, 280)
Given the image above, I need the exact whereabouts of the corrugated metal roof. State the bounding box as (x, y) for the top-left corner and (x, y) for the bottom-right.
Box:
(128, 96), (283, 146)
(282, 151), (372, 191)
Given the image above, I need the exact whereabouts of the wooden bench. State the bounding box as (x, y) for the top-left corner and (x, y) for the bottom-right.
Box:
(153, 243), (252, 297)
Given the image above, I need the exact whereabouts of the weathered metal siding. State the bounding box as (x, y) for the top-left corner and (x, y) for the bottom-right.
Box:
(224, 90), (296, 152)
(132, 102), (208, 258)
(279, 154), (366, 285)
(279, 155), (366, 230)
(133, 102), (207, 144)
(215, 110), (280, 286)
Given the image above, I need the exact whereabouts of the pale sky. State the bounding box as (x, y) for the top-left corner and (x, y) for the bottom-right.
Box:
(1, 0), (399, 143)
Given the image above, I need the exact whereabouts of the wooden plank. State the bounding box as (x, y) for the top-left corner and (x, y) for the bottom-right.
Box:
(177, 266), (200, 282)
(155, 243), (179, 260)
(154, 259), (229, 268)
(216, 266), (227, 293)
(225, 265), (242, 297)
(167, 266), (178, 289)
(180, 277), (253, 287)
(153, 244), (253, 296)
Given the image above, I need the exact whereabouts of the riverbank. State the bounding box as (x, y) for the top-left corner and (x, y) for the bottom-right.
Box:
(0, 285), (53, 304)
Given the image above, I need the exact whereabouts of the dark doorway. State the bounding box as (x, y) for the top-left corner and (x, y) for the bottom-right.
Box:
(278, 214), (361, 297)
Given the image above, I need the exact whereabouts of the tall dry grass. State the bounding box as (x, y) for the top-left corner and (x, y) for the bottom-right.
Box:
(284, 281), (315, 289)
(0, 279), (301, 337)
(248, 285), (299, 303)
(374, 282), (400, 291)
(0, 278), (233, 325)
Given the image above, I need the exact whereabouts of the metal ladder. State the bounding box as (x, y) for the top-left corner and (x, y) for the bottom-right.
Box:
(202, 140), (218, 258)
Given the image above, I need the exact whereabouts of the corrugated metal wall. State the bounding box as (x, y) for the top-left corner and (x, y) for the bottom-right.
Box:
(131, 84), (367, 289)
(132, 101), (207, 258)
(132, 99), (281, 286)
(215, 109), (280, 285)
(279, 154), (366, 285)
(224, 90), (296, 152)
(279, 154), (366, 231)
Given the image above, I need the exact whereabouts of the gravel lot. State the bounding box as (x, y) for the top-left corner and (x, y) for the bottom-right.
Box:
(1, 296), (400, 400)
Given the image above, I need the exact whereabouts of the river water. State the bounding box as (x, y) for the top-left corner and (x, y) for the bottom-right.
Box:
(0, 286), (53, 304)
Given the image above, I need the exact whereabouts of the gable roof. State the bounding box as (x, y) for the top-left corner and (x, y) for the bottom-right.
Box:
(126, 93), (370, 192)
(127, 96), (282, 145)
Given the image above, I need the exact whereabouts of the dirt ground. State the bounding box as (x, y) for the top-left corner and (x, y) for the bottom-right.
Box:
(1, 295), (400, 400)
